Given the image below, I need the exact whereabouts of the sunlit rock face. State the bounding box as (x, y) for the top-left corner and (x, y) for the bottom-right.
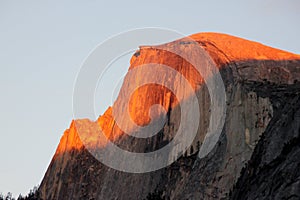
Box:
(39, 33), (300, 200)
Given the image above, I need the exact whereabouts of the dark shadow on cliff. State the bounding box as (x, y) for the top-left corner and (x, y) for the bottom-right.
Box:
(230, 83), (300, 200)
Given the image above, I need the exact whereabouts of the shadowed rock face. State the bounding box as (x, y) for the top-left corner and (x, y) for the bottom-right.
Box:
(39, 33), (300, 200)
(230, 83), (300, 200)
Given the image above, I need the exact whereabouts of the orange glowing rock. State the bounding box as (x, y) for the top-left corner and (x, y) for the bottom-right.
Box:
(54, 32), (300, 156)
(40, 32), (300, 200)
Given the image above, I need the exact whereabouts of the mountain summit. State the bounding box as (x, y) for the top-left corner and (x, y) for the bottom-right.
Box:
(39, 33), (300, 200)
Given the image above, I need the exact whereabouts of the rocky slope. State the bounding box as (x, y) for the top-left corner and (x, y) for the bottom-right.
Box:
(39, 33), (300, 200)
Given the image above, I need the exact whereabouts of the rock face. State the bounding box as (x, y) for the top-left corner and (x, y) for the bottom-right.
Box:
(39, 33), (300, 200)
(230, 83), (300, 200)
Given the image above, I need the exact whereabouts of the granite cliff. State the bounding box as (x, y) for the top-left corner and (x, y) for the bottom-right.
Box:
(39, 33), (300, 200)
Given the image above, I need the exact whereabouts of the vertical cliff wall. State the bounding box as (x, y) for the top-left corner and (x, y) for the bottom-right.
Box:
(39, 33), (300, 200)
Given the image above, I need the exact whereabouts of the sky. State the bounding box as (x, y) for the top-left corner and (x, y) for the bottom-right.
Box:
(0, 0), (299, 197)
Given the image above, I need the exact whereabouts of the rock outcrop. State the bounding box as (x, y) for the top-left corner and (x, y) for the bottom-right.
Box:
(39, 33), (300, 200)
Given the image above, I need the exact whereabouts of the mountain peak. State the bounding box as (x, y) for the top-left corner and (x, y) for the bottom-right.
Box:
(40, 32), (300, 200)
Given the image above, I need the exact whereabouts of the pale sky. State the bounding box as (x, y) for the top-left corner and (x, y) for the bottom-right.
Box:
(0, 0), (299, 196)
